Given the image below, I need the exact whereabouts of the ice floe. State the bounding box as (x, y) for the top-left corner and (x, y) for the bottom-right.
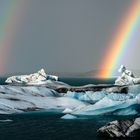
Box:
(5, 69), (58, 85)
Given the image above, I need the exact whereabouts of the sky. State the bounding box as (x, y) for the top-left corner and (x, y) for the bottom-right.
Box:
(0, 0), (140, 75)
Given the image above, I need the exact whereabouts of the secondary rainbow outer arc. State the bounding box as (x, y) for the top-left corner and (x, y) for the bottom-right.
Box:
(0, 0), (26, 74)
(96, 0), (140, 78)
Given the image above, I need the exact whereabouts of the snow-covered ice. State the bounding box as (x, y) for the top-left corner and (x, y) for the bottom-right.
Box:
(1, 66), (140, 116)
(5, 69), (58, 85)
(0, 84), (139, 115)
(115, 65), (140, 85)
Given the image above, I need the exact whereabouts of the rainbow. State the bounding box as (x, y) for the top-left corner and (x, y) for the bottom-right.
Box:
(96, 0), (140, 78)
(0, 0), (26, 74)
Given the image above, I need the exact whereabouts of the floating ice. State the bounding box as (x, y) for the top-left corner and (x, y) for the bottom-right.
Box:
(0, 119), (13, 122)
(65, 91), (107, 103)
(0, 85), (87, 114)
(115, 65), (140, 85)
(5, 69), (58, 85)
(61, 114), (77, 119)
(70, 93), (140, 116)
(0, 83), (140, 115)
(63, 108), (73, 113)
(1, 66), (140, 116)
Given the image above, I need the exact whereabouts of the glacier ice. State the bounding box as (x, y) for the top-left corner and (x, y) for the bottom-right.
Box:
(1, 66), (140, 116)
(0, 85), (87, 114)
(5, 69), (58, 85)
(63, 108), (73, 113)
(0, 82), (140, 115)
(0, 84), (140, 116)
(70, 95), (140, 116)
(65, 91), (107, 103)
(61, 114), (77, 119)
(115, 65), (140, 85)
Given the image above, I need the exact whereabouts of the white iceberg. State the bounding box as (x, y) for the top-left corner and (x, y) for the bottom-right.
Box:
(5, 69), (58, 85)
(115, 65), (140, 85)
(0, 83), (139, 115)
(70, 93), (140, 116)
(63, 108), (73, 113)
(0, 85), (87, 114)
(61, 114), (77, 119)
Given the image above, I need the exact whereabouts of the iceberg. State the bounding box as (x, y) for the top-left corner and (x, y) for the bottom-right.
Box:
(64, 86), (140, 116)
(0, 65), (140, 116)
(63, 108), (73, 113)
(115, 65), (140, 85)
(5, 69), (58, 85)
(61, 114), (77, 119)
(0, 85), (87, 114)
(65, 91), (107, 103)
(0, 83), (139, 115)
(70, 95), (140, 116)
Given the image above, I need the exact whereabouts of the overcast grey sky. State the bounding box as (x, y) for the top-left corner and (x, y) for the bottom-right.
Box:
(2, 0), (140, 74)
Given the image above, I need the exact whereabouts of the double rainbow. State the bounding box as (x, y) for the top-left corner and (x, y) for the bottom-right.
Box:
(97, 0), (140, 78)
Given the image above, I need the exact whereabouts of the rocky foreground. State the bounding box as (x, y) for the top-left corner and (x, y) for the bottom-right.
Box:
(97, 117), (140, 137)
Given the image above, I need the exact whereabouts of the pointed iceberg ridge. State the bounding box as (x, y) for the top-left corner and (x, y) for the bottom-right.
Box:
(5, 68), (58, 85)
(115, 65), (140, 85)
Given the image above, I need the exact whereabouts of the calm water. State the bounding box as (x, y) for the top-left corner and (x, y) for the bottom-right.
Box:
(60, 77), (115, 86)
(1, 113), (135, 140)
(0, 77), (133, 140)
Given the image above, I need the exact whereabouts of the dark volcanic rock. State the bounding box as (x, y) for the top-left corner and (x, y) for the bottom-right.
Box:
(97, 118), (140, 137)
(55, 84), (129, 93)
(9, 81), (134, 94)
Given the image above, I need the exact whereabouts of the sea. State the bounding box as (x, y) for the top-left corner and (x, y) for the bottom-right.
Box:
(0, 77), (136, 140)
